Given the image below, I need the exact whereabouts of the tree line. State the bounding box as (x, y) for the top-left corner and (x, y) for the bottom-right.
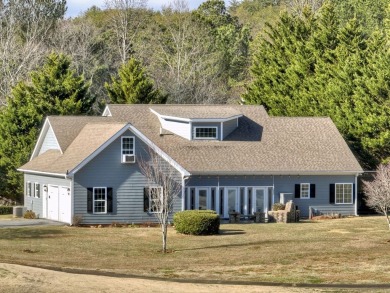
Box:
(0, 0), (388, 200)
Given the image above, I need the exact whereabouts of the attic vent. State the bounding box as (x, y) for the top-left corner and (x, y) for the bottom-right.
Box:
(122, 154), (136, 164)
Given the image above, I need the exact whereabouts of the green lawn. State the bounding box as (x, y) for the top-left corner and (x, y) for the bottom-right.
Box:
(0, 216), (389, 284)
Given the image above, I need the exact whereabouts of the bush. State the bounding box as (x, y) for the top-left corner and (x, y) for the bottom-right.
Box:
(173, 210), (220, 235)
(0, 206), (13, 215)
(24, 210), (36, 219)
(272, 203), (286, 211)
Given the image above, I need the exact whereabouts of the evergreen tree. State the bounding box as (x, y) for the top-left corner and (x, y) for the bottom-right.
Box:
(105, 57), (166, 104)
(0, 53), (94, 200)
(244, 2), (390, 168)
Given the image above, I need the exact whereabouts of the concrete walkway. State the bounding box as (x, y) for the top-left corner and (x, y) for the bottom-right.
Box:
(0, 218), (65, 228)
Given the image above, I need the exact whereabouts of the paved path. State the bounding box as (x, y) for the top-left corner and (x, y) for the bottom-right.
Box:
(0, 218), (65, 228)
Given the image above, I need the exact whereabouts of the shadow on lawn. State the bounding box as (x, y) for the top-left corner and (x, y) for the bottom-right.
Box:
(218, 229), (246, 235)
(175, 239), (269, 252)
(0, 228), (65, 240)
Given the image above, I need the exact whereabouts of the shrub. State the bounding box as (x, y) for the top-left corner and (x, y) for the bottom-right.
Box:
(0, 206), (13, 215)
(72, 215), (83, 226)
(24, 210), (36, 219)
(272, 203), (286, 211)
(173, 210), (220, 235)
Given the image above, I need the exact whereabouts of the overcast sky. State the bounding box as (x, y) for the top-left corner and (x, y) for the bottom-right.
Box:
(66, 0), (212, 18)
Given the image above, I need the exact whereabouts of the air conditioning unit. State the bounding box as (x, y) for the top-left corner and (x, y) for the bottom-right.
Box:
(122, 154), (136, 163)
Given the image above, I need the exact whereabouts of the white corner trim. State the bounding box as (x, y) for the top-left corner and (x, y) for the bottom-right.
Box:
(102, 106), (112, 117)
(30, 118), (62, 160)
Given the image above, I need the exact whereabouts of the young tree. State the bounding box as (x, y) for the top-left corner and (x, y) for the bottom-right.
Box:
(363, 164), (390, 230)
(105, 57), (166, 104)
(138, 149), (182, 253)
(0, 53), (94, 200)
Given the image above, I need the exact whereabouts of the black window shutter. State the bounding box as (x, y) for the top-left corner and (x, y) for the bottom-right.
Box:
(87, 188), (93, 213)
(329, 184), (335, 204)
(107, 188), (113, 213)
(353, 184), (356, 204)
(295, 184), (300, 198)
(144, 188), (149, 212)
(310, 184), (316, 198)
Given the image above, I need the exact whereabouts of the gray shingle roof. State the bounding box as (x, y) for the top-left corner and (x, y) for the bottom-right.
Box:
(20, 104), (363, 175)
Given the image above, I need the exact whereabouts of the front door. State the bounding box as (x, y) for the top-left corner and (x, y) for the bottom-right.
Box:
(196, 188), (209, 210)
(252, 188), (267, 214)
(47, 185), (59, 221)
(224, 188), (239, 218)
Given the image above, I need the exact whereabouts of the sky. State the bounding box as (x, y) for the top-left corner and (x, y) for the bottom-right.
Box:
(66, 0), (212, 18)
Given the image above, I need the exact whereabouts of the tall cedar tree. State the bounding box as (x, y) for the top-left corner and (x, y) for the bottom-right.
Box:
(244, 3), (390, 168)
(105, 57), (166, 104)
(0, 53), (94, 200)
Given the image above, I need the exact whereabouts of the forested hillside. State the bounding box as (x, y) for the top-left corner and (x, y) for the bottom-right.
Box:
(0, 0), (388, 200)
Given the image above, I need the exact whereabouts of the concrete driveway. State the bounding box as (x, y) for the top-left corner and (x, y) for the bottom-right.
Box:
(0, 218), (65, 228)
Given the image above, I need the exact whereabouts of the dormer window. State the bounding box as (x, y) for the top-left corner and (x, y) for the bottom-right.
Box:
(194, 127), (218, 140)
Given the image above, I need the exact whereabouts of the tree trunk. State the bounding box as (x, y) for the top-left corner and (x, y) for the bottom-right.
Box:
(162, 223), (167, 253)
(386, 213), (390, 231)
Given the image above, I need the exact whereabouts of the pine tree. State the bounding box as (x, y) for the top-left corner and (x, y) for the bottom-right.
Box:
(0, 53), (94, 200)
(105, 57), (166, 104)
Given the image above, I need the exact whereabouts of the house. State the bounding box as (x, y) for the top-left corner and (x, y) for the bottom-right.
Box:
(18, 104), (363, 224)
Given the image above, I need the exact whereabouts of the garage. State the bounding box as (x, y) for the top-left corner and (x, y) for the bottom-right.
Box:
(47, 185), (71, 224)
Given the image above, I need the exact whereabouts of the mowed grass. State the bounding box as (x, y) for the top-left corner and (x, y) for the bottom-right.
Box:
(1, 216), (390, 284)
(0, 214), (13, 220)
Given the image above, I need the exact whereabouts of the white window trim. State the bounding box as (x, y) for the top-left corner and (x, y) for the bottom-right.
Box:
(34, 182), (40, 198)
(335, 183), (353, 205)
(300, 183), (310, 199)
(148, 186), (163, 213)
(93, 187), (107, 214)
(193, 126), (218, 140)
(121, 136), (135, 155)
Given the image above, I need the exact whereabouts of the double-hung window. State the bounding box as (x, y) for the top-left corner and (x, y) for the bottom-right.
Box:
(335, 183), (353, 204)
(87, 187), (113, 214)
(300, 183), (310, 199)
(144, 187), (163, 213)
(93, 187), (107, 214)
(194, 127), (218, 140)
(121, 136), (135, 155)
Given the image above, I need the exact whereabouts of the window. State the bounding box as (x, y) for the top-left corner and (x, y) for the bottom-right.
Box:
(335, 183), (353, 204)
(34, 183), (40, 198)
(121, 136), (135, 155)
(26, 182), (32, 197)
(144, 187), (163, 213)
(93, 187), (107, 214)
(194, 127), (218, 139)
(300, 183), (310, 199)
(87, 187), (113, 214)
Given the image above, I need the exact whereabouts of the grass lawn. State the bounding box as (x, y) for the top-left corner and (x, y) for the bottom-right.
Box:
(0, 214), (13, 220)
(0, 216), (390, 284)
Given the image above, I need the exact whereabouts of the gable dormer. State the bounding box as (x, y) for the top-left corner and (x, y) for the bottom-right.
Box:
(150, 106), (242, 141)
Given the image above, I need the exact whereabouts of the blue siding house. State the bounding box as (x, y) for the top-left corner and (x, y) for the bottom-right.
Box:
(18, 105), (363, 224)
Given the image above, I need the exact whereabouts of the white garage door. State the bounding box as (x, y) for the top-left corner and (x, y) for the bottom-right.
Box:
(47, 185), (59, 221)
(59, 186), (71, 224)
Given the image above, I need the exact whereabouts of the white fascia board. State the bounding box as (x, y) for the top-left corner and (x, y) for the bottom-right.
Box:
(30, 118), (62, 160)
(67, 124), (191, 178)
(17, 168), (67, 178)
(189, 170), (363, 176)
(102, 106), (112, 117)
(128, 125), (191, 177)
